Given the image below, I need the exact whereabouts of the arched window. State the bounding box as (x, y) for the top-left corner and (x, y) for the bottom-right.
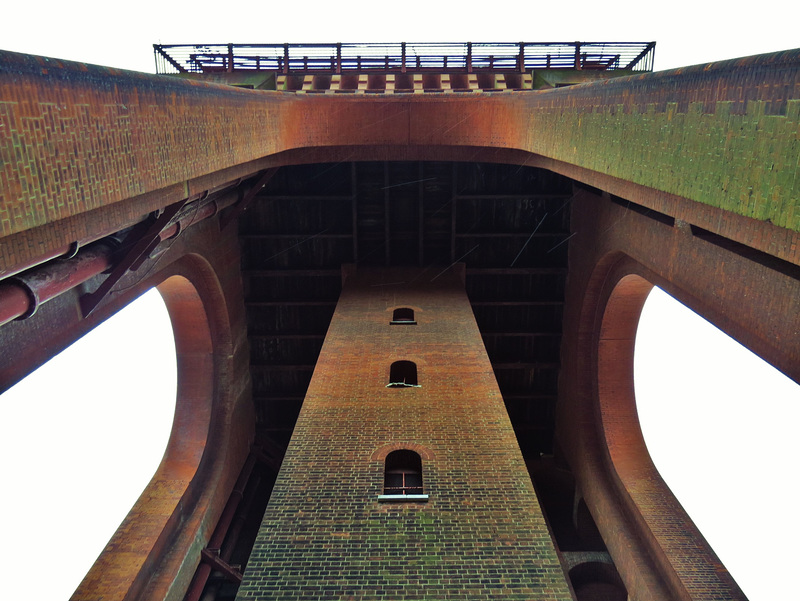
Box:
(391, 308), (416, 325)
(387, 360), (419, 387)
(380, 450), (427, 501)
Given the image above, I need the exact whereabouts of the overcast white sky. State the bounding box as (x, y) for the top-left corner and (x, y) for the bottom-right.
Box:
(636, 289), (800, 601)
(1, 2), (798, 599)
(1, 0), (799, 73)
(0, 290), (176, 600)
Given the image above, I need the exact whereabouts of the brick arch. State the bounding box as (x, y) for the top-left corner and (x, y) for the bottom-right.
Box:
(384, 355), (428, 368)
(73, 253), (240, 601)
(385, 305), (424, 320)
(370, 442), (435, 462)
(587, 257), (746, 601)
(568, 560), (627, 601)
(386, 305), (423, 313)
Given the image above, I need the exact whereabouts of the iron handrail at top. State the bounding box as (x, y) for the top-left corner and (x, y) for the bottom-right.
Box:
(154, 41), (656, 75)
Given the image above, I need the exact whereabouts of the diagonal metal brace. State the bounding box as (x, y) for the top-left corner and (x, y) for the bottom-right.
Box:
(218, 168), (278, 231)
(79, 199), (189, 318)
(200, 548), (243, 583)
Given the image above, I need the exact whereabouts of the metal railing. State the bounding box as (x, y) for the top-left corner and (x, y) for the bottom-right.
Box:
(154, 42), (656, 75)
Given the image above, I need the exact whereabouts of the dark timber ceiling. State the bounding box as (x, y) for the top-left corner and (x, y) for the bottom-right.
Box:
(240, 161), (572, 457)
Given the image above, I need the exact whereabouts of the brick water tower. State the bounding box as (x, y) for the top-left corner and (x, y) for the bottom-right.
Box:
(1, 41), (798, 601)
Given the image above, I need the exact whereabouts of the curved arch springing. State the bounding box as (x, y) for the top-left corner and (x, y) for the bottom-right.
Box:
(74, 274), (218, 600)
(596, 273), (747, 601)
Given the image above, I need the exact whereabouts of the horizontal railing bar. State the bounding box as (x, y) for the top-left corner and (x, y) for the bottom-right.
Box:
(154, 41), (655, 75)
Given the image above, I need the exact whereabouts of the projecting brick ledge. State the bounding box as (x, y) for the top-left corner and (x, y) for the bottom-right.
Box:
(1, 48), (798, 242)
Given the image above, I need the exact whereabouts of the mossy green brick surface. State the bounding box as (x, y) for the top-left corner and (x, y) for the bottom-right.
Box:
(521, 51), (800, 231)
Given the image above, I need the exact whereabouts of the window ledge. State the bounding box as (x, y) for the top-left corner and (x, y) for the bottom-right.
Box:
(378, 494), (429, 502)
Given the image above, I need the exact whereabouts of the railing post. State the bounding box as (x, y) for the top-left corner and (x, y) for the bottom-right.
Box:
(467, 42), (473, 74)
(574, 41), (582, 70)
(401, 42), (406, 73)
(283, 43), (289, 74)
(227, 43), (234, 73)
(336, 43), (342, 74)
(153, 44), (188, 74)
(518, 42), (525, 73)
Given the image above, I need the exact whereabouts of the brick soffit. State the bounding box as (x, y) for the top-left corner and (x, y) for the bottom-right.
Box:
(1, 48), (799, 239)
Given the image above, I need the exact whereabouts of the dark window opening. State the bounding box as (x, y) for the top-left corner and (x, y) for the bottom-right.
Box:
(384, 450), (424, 495)
(387, 360), (419, 387)
(391, 308), (416, 325)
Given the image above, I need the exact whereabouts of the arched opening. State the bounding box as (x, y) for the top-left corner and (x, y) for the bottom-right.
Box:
(635, 286), (800, 601)
(0, 288), (177, 600)
(391, 308), (416, 325)
(387, 360), (419, 387)
(382, 449), (424, 497)
(72, 271), (221, 601)
(568, 562), (627, 601)
(527, 463), (607, 553)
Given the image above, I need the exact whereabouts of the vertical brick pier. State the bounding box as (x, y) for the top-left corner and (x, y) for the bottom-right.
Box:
(237, 266), (571, 600)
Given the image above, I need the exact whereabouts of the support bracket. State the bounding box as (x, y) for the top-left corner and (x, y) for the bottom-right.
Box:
(79, 199), (188, 318)
(219, 168), (278, 231)
(200, 548), (243, 583)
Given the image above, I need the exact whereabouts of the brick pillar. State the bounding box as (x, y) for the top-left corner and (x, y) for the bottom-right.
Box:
(237, 266), (571, 600)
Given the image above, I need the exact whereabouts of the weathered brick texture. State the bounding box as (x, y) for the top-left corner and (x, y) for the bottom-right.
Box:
(237, 266), (571, 600)
(3, 49), (799, 274)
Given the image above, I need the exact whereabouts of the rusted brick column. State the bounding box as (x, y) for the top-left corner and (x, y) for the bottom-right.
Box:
(237, 266), (571, 600)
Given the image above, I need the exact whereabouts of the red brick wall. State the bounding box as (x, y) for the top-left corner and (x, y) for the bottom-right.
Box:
(554, 188), (795, 600)
(3, 49), (799, 278)
(0, 215), (255, 601)
(238, 266), (571, 600)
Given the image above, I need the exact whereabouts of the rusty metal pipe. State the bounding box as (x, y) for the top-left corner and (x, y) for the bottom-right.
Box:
(209, 454), (257, 550)
(220, 473), (262, 562)
(0, 189), (239, 328)
(0, 284), (33, 326)
(0, 240), (116, 327)
(158, 197), (223, 242)
(192, 472), (264, 601)
(0, 227), (121, 282)
(183, 564), (214, 601)
(1, 243), (76, 281)
(183, 453), (258, 601)
(0, 184), (238, 282)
